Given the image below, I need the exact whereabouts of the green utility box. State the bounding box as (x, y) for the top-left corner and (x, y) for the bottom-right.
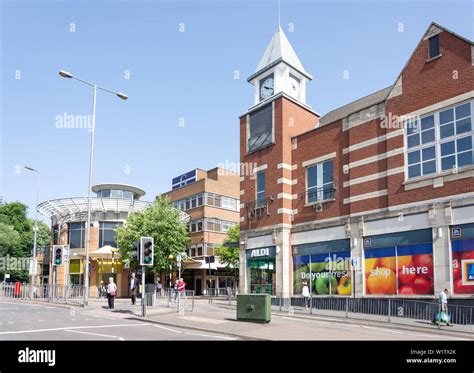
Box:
(236, 294), (271, 323)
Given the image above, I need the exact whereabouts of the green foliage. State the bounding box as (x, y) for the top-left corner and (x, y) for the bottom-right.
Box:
(116, 196), (190, 273)
(214, 224), (240, 275)
(0, 202), (50, 282)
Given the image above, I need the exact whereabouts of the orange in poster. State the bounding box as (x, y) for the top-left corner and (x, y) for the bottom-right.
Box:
(367, 267), (396, 294)
(379, 257), (396, 272)
(397, 255), (413, 271)
(365, 258), (379, 276)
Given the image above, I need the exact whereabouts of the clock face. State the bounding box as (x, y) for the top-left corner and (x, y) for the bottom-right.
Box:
(289, 75), (300, 98)
(260, 75), (274, 100)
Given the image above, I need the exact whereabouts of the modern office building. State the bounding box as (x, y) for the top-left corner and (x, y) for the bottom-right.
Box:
(36, 183), (152, 297)
(162, 167), (240, 295)
(239, 23), (474, 303)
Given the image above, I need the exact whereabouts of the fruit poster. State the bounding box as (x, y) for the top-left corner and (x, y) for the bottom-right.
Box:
(293, 251), (351, 295)
(364, 243), (434, 295)
(451, 239), (474, 294)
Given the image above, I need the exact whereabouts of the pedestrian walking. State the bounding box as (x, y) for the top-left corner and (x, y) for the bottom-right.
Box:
(129, 272), (139, 305)
(301, 281), (310, 311)
(99, 280), (106, 299)
(156, 280), (163, 298)
(437, 288), (452, 326)
(107, 277), (117, 310)
(178, 278), (186, 299)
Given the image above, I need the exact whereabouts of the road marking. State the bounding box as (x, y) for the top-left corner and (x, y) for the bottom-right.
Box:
(184, 332), (236, 340)
(153, 324), (183, 334)
(7, 322), (14, 324)
(0, 308), (19, 310)
(38, 320), (45, 322)
(64, 329), (125, 341)
(0, 323), (146, 335)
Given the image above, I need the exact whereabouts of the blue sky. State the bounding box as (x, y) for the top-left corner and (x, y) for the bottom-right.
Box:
(1, 0), (473, 222)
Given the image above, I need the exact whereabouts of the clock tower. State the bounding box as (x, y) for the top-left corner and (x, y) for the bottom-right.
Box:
(247, 26), (313, 106)
(239, 27), (319, 298)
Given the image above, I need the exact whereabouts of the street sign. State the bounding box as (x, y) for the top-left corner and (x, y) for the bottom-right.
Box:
(205, 256), (215, 264)
(177, 254), (182, 263)
(4, 274), (10, 279)
(63, 246), (70, 263)
(223, 241), (239, 248)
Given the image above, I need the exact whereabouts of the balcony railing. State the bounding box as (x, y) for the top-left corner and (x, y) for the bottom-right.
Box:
(302, 184), (336, 204)
(248, 131), (273, 153)
(245, 196), (274, 227)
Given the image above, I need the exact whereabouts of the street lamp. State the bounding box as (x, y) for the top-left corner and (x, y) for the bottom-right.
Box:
(59, 70), (128, 306)
(24, 166), (39, 299)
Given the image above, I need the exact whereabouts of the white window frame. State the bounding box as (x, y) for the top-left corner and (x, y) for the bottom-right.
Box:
(305, 160), (334, 204)
(404, 100), (474, 180)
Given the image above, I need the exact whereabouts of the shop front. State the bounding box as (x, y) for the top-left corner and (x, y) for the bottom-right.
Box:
(363, 229), (434, 296)
(292, 239), (351, 296)
(450, 223), (474, 295)
(246, 246), (276, 295)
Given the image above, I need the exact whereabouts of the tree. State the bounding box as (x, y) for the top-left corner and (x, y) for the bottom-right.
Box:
(0, 202), (51, 281)
(214, 224), (240, 276)
(116, 196), (189, 274)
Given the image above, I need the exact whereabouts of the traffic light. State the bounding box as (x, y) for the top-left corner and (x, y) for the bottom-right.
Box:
(140, 237), (154, 266)
(53, 245), (64, 266)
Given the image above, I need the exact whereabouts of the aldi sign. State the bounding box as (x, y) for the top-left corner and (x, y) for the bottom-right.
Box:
(172, 169), (197, 190)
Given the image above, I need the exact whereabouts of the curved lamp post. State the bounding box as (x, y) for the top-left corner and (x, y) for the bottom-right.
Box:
(59, 70), (127, 306)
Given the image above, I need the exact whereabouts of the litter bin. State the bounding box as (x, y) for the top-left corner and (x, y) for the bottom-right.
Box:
(237, 294), (271, 323)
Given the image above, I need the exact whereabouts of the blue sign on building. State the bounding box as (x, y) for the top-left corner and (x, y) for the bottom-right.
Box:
(172, 169), (197, 190)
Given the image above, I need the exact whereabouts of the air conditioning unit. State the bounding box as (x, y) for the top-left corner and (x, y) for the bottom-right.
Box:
(315, 203), (323, 212)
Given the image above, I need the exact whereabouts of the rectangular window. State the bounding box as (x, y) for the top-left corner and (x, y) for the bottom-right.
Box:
(428, 34), (440, 59)
(98, 222), (123, 248)
(68, 222), (85, 249)
(406, 101), (473, 178)
(248, 104), (273, 152)
(306, 160), (334, 203)
(256, 171), (265, 203)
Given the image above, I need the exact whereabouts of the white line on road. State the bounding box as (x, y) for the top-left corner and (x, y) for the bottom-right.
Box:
(64, 329), (125, 341)
(184, 332), (236, 340)
(152, 324), (183, 334)
(0, 323), (146, 336)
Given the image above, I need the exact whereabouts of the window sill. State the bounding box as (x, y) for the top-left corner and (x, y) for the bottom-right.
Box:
(426, 54), (442, 63)
(304, 198), (335, 208)
(403, 164), (474, 190)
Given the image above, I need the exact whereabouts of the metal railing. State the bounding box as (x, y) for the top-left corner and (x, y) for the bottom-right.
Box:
(147, 288), (195, 312)
(303, 184), (336, 203)
(0, 283), (85, 305)
(271, 296), (474, 333)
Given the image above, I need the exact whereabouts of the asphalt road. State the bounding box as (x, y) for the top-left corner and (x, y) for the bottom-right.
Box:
(0, 300), (238, 341)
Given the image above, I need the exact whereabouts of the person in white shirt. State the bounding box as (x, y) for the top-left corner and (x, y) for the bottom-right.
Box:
(302, 282), (310, 311)
(107, 277), (117, 310)
(129, 272), (139, 305)
(438, 288), (452, 326)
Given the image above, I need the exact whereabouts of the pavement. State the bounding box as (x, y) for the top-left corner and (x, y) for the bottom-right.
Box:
(2, 297), (473, 341)
(0, 299), (237, 341)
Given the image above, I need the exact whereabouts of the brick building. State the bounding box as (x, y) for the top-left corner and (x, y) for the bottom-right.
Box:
(239, 23), (474, 302)
(162, 167), (240, 295)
